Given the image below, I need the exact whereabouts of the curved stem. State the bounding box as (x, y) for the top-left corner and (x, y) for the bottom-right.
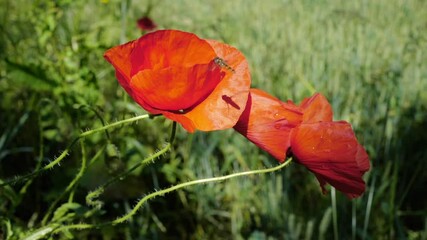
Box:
(45, 114), (150, 170)
(86, 144), (168, 204)
(53, 158), (293, 233)
(85, 121), (177, 208)
(41, 139), (89, 226)
(78, 105), (111, 140)
(0, 114), (150, 187)
(78, 114), (149, 138)
(113, 121), (176, 185)
(112, 158), (292, 225)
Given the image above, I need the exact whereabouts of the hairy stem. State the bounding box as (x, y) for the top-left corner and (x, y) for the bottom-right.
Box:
(41, 139), (90, 226)
(53, 158), (293, 234)
(0, 114), (150, 187)
(85, 122), (177, 208)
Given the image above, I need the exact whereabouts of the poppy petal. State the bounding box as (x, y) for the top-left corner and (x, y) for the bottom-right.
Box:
(290, 121), (370, 198)
(129, 30), (217, 75)
(104, 39), (136, 96)
(234, 89), (303, 161)
(168, 39), (251, 132)
(130, 62), (223, 111)
(299, 93), (333, 123)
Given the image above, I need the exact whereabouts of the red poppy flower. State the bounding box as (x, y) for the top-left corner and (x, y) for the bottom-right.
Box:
(104, 30), (251, 132)
(137, 16), (157, 31)
(234, 89), (370, 198)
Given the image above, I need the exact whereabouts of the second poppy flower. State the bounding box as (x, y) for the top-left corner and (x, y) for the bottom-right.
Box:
(234, 89), (370, 198)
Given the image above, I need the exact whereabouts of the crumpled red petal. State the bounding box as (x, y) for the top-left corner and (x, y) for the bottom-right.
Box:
(234, 89), (302, 161)
(233, 90), (370, 198)
(299, 93), (333, 123)
(290, 121), (370, 198)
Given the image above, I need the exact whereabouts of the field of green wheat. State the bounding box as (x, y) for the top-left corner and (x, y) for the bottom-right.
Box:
(1, 0), (426, 239)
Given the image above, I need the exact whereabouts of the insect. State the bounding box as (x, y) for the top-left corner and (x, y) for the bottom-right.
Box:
(221, 90), (248, 115)
(213, 57), (235, 73)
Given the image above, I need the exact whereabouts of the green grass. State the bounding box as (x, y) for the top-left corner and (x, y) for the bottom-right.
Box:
(1, 0), (426, 239)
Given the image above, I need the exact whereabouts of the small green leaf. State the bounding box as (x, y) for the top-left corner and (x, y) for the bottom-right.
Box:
(22, 226), (56, 240)
(52, 203), (82, 223)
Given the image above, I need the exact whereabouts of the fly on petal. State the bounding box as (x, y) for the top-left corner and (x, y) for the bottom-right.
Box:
(213, 57), (235, 73)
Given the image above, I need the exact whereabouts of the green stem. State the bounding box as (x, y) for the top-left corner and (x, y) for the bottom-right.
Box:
(102, 143), (170, 190)
(169, 121), (177, 143)
(41, 139), (89, 226)
(85, 122), (177, 208)
(78, 105), (111, 140)
(53, 158), (293, 233)
(112, 121), (176, 186)
(331, 187), (339, 240)
(78, 114), (150, 139)
(0, 114), (150, 187)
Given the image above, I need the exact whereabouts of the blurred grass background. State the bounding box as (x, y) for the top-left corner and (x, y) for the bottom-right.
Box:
(1, 0), (426, 239)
